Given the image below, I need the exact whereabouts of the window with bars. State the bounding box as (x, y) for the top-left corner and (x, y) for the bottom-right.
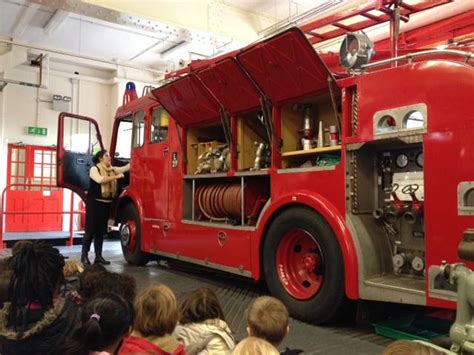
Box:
(32, 149), (58, 191)
(8, 146), (59, 191)
(9, 147), (26, 191)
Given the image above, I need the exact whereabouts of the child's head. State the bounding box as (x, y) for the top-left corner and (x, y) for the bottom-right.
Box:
(78, 264), (108, 300)
(79, 266), (136, 305)
(179, 287), (225, 325)
(100, 272), (136, 305)
(133, 284), (178, 337)
(233, 337), (280, 355)
(246, 296), (289, 347)
(383, 340), (444, 355)
(11, 240), (32, 257)
(64, 260), (84, 278)
(76, 293), (132, 353)
(8, 241), (65, 328)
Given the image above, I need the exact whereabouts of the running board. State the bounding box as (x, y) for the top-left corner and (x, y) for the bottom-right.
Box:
(361, 274), (426, 305)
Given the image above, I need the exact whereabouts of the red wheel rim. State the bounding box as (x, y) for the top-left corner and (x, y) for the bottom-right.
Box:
(275, 229), (324, 300)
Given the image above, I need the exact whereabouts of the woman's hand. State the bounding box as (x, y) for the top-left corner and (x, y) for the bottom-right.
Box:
(116, 173), (125, 179)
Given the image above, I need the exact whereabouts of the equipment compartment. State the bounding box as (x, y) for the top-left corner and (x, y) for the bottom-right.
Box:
(348, 140), (426, 276)
(186, 123), (229, 175)
(183, 175), (270, 226)
(280, 93), (341, 169)
(237, 112), (271, 172)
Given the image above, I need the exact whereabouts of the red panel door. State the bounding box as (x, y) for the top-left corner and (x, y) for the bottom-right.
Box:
(5, 144), (63, 232)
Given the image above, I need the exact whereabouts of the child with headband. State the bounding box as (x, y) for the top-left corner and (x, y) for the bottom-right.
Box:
(63, 292), (132, 355)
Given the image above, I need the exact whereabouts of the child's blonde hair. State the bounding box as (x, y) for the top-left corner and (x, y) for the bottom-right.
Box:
(63, 260), (84, 278)
(383, 340), (445, 355)
(133, 284), (178, 337)
(233, 337), (279, 355)
(246, 296), (289, 346)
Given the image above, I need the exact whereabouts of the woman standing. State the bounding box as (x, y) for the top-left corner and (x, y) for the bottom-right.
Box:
(81, 150), (130, 266)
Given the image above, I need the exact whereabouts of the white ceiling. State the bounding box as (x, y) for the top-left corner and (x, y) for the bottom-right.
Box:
(0, 0), (472, 78)
(223, 0), (317, 20)
(0, 0), (250, 74)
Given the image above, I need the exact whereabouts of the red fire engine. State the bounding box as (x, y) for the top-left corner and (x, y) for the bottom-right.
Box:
(57, 1), (474, 323)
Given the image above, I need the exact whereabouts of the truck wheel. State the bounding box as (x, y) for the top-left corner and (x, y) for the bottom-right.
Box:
(119, 204), (149, 266)
(263, 206), (348, 324)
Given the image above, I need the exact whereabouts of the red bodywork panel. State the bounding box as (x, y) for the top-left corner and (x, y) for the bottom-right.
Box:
(197, 58), (261, 116)
(340, 60), (474, 308)
(151, 74), (221, 127)
(237, 28), (335, 104)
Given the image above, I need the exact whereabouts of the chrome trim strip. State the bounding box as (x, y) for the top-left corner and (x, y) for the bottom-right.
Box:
(181, 219), (256, 231)
(150, 249), (252, 277)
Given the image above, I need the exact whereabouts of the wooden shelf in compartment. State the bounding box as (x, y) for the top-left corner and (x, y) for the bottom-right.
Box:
(234, 169), (269, 177)
(183, 172), (229, 180)
(282, 145), (341, 158)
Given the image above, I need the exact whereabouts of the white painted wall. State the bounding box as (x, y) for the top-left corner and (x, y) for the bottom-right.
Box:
(0, 61), (155, 234)
(3, 67), (114, 147)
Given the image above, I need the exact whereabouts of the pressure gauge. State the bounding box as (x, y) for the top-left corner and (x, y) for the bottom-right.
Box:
(395, 153), (409, 169)
(416, 152), (424, 167)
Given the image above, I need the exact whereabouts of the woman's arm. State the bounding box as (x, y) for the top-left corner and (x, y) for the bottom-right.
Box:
(113, 163), (130, 174)
(90, 166), (124, 184)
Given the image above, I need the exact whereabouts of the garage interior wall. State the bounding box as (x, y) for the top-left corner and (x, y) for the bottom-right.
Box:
(0, 62), (155, 233)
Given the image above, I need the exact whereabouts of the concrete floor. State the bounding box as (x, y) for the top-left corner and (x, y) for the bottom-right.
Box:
(0, 239), (393, 354)
(55, 240), (391, 355)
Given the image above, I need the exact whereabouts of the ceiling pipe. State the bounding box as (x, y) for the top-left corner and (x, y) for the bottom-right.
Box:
(0, 38), (166, 75)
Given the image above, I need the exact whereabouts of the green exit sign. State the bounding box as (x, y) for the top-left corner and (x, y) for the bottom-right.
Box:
(27, 126), (48, 136)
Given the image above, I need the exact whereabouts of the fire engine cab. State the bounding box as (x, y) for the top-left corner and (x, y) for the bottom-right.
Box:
(57, 1), (474, 323)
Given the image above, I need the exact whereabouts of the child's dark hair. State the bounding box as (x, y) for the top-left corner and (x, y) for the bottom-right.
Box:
(93, 150), (108, 164)
(79, 267), (136, 305)
(78, 264), (107, 300)
(7, 241), (65, 330)
(180, 287), (225, 324)
(70, 293), (131, 354)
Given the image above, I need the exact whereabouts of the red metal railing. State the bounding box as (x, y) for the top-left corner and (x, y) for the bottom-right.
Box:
(0, 183), (85, 249)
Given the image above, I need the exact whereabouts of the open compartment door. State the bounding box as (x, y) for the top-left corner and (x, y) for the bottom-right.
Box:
(237, 28), (336, 104)
(197, 58), (261, 116)
(57, 113), (104, 200)
(151, 74), (221, 127)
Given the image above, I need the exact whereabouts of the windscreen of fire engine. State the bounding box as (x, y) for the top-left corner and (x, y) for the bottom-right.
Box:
(62, 116), (102, 154)
(151, 107), (169, 143)
(115, 117), (132, 160)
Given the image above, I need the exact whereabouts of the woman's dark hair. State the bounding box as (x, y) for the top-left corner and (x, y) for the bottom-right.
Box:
(67, 293), (132, 354)
(179, 287), (226, 324)
(93, 150), (108, 164)
(7, 241), (65, 330)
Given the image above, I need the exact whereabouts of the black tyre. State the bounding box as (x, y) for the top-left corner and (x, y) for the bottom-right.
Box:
(119, 203), (149, 266)
(263, 206), (348, 324)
